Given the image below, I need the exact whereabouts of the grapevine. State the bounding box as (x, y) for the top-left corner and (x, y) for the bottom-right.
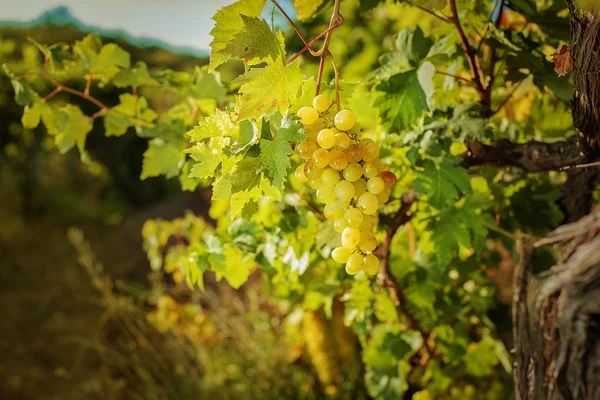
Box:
(294, 96), (396, 276)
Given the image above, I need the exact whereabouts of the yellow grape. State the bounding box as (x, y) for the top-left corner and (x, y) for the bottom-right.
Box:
(295, 164), (308, 183)
(362, 142), (380, 162)
(363, 254), (380, 276)
(359, 138), (375, 148)
(335, 132), (351, 150)
(357, 192), (379, 215)
(360, 215), (374, 231)
(334, 218), (348, 233)
(320, 168), (340, 187)
(353, 179), (367, 198)
(305, 159), (323, 180)
(313, 148), (331, 168)
(367, 177), (385, 195)
(335, 180), (355, 202)
(334, 109), (356, 131)
(379, 164), (390, 172)
(297, 140), (318, 159)
(345, 253), (364, 275)
(359, 231), (377, 252)
(298, 106), (319, 125)
(376, 188), (391, 204)
(329, 149), (349, 171)
(343, 163), (363, 182)
(317, 128), (336, 149)
(317, 186), (337, 203)
(304, 128), (319, 143)
(324, 202), (344, 220)
(331, 247), (351, 264)
(313, 94), (331, 113)
(345, 145), (363, 163)
(379, 171), (397, 188)
(341, 227), (361, 249)
(345, 207), (363, 228)
(363, 162), (380, 178)
(308, 178), (323, 190)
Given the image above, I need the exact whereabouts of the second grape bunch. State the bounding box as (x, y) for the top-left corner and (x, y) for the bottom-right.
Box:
(294, 94), (397, 276)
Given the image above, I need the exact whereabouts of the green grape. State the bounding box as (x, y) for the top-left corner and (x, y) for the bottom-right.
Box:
(335, 180), (355, 202)
(345, 145), (363, 163)
(353, 179), (367, 198)
(295, 164), (308, 183)
(297, 140), (318, 159)
(313, 94), (331, 113)
(363, 254), (380, 276)
(308, 178), (323, 190)
(304, 128), (318, 143)
(376, 188), (391, 204)
(362, 142), (380, 162)
(359, 231), (377, 252)
(345, 208), (363, 228)
(335, 132), (351, 150)
(360, 214), (374, 231)
(317, 186), (337, 203)
(341, 227), (361, 249)
(298, 106), (319, 125)
(367, 177), (385, 195)
(313, 148), (331, 168)
(321, 168), (340, 186)
(379, 171), (397, 188)
(363, 162), (380, 178)
(334, 109), (356, 131)
(345, 253), (364, 275)
(329, 149), (348, 171)
(324, 202), (344, 220)
(331, 247), (351, 264)
(357, 192), (379, 215)
(305, 159), (324, 180)
(342, 163), (363, 182)
(317, 128), (336, 149)
(334, 218), (348, 233)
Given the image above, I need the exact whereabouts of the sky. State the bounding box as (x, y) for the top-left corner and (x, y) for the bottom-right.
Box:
(0, 0), (247, 50)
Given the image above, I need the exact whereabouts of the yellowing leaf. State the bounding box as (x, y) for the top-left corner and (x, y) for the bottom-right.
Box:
(188, 109), (238, 141)
(233, 60), (304, 121)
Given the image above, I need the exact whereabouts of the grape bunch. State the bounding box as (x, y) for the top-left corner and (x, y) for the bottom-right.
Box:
(294, 95), (397, 276)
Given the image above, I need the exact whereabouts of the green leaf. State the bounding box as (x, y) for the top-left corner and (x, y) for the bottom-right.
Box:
(221, 16), (283, 64)
(375, 62), (435, 132)
(4, 65), (39, 106)
(464, 336), (499, 378)
(72, 33), (102, 72)
(371, 27), (433, 80)
(186, 142), (222, 179)
(260, 135), (291, 191)
(293, 0), (334, 20)
(42, 104), (93, 161)
(21, 102), (45, 129)
(208, 0), (268, 71)
(141, 138), (186, 179)
(188, 109), (237, 141)
(221, 244), (255, 289)
(233, 60), (304, 120)
(112, 61), (160, 88)
(416, 158), (471, 209)
(93, 43), (131, 75)
(104, 93), (158, 136)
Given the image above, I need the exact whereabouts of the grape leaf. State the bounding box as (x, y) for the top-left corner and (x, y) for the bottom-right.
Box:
(221, 16), (284, 64)
(208, 0), (268, 71)
(41, 104), (93, 161)
(104, 94), (158, 136)
(112, 61), (160, 88)
(186, 142), (222, 179)
(221, 244), (255, 289)
(260, 135), (291, 190)
(415, 158), (471, 209)
(375, 62), (435, 132)
(4, 66), (39, 106)
(141, 138), (186, 179)
(233, 60), (304, 121)
(188, 109), (237, 141)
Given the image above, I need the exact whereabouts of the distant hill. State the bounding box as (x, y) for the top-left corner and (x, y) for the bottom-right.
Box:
(0, 6), (209, 59)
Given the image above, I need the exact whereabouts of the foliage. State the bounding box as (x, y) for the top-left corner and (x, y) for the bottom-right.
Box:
(3, 0), (582, 398)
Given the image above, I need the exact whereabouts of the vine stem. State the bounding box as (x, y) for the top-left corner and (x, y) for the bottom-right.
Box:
(404, 0), (451, 23)
(436, 70), (471, 83)
(328, 53), (341, 111)
(374, 192), (433, 361)
(270, 0), (318, 56)
(286, 17), (344, 65)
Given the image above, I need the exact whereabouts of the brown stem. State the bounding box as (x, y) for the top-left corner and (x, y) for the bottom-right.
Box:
(404, 0), (451, 23)
(435, 70), (471, 83)
(287, 18), (344, 64)
(328, 53), (341, 111)
(315, 57), (326, 96)
(449, 0), (487, 105)
(84, 72), (92, 96)
(270, 0), (318, 56)
(43, 85), (62, 101)
(374, 192), (431, 359)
